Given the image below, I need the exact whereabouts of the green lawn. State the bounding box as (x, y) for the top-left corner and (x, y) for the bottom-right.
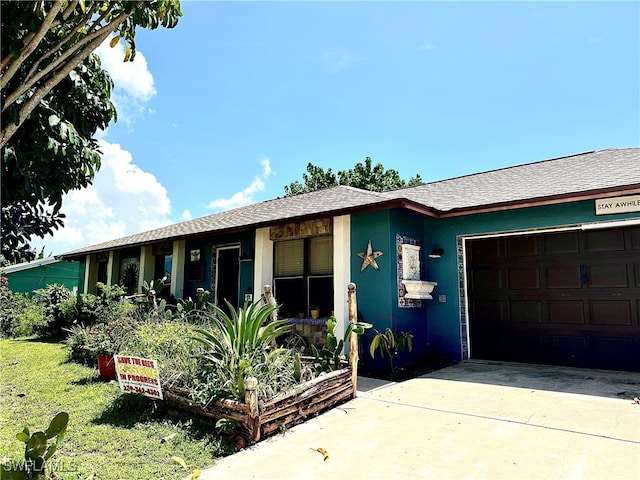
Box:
(0, 339), (229, 479)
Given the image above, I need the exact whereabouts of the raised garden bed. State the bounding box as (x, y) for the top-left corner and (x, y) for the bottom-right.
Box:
(162, 283), (362, 443)
(163, 362), (356, 442)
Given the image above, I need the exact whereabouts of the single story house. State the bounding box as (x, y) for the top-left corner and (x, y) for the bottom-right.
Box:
(2, 257), (80, 294)
(60, 148), (640, 372)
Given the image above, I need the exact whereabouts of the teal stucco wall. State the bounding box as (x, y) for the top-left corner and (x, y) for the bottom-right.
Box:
(351, 209), (434, 370)
(184, 231), (255, 306)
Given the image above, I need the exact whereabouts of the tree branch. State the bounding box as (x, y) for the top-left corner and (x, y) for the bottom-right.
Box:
(61, 0), (79, 21)
(0, 0), (64, 90)
(3, 9), (128, 114)
(24, 2), (100, 84)
(0, 25), (116, 149)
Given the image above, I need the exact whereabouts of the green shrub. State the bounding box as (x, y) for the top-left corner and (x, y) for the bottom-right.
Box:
(62, 283), (136, 329)
(13, 300), (48, 337)
(77, 315), (139, 356)
(0, 284), (47, 338)
(120, 319), (208, 389)
(32, 284), (73, 337)
(193, 302), (301, 402)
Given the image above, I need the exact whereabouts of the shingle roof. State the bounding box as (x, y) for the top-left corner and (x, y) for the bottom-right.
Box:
(61, 186), (395, 258)
(397, 147), (640, 212)
(60, 147), (640, 259)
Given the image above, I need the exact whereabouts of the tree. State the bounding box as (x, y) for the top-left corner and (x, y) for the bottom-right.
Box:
(284, 157), (423, 196)
(1, 1), (182, 148)
(1, 1), (182, 263)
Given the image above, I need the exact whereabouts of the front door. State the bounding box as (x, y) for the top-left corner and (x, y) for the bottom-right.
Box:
(215, 246), (240, 316)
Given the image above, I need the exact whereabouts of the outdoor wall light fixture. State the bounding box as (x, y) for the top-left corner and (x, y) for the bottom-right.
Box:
(428, 244), (445, 259)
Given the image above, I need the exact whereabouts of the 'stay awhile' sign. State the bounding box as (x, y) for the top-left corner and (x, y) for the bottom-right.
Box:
(595, 195), (640, 215)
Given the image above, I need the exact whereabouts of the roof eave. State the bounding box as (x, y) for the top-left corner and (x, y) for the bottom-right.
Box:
(436, 184), (640, 218)
(59, 198), (408, 260)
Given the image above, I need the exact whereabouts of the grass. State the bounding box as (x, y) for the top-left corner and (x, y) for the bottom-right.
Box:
(0, 338), (230, 479)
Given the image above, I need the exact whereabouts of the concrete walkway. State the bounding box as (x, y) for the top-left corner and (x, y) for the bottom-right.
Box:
(197, 360), (640, 480)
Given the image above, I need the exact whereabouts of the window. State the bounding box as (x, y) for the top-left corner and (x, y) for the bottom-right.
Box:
(273, 236), (333, 318)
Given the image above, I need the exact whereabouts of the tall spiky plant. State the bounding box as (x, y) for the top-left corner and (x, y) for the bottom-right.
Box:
(193, 301), (295, 401)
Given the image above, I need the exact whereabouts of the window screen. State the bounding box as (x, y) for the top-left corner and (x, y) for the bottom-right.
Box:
(309, 236), (333, 274)
(274, 239), (304, 276)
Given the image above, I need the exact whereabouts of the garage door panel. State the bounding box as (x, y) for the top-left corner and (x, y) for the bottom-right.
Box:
(632, 228), (640, 249)
(591, 337), (635, 370)
(506, 236), (538, 257)
(544, 231), (579, 254)
(588, 264), (629, 288)
(470, 238), (502, 260)
(585, 229), (625, 252)
(467, 227), (640, 372)
(549, 301), (585, 324)
(470, 267), (502, 290)
(547, 265), (581, 288)
(590, 301), (632, 326)
(550, 335), (587, 366)
(510, 301), (542, 323)
(507, 334), (545, 363)
(472, 300), (504, 322)
(508, 267), (540, 289)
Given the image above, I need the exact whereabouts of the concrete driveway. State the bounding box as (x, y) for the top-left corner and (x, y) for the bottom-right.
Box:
(197, 360), (640, 480)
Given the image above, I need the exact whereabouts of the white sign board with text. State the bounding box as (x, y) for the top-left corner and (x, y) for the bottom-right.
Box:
(595, 195), (640, 215)
(114, 355), (163, 400)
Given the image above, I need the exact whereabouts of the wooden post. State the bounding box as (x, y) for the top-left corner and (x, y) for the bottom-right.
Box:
(263, 284), (278, 323)
(244, 376), (260, 442)
(347, 282), (358, 398)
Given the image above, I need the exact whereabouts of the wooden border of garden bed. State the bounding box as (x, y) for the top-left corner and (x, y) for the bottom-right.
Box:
(163, 283), (361, 442)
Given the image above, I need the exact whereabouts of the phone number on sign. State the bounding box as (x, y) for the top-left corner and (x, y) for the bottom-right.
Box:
(122, 385), (161, 397)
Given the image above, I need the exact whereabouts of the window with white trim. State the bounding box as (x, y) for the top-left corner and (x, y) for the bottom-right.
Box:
(273, 236), (333, 318)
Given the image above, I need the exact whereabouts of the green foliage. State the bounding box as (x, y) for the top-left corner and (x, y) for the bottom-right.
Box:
(0, 280), (59, 338)
(284, 157), (422, 196)
(31, 284), (72, 337)
(0, 412), (68, 479)
(369, 328), (414, 372)
(1, 1), (182, 263)
(67, 283), (135, 325)
(67, 314), (138, 356)
(0, 339), (223, 479)
(311, 317), (372, 374)
(193, 302), (298, 401)
(120, 319), (208, 389)
(176, 289), (216, 323)
(0, 287), (42, 338)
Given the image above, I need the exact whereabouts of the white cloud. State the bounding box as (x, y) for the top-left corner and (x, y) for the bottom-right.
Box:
(207, 156), (274, 211)
(95, 37), (156, 126)
(417, 44), (437, 51)
(318, 49), (358, 73)
(180, 210), (192, 221)
(30, 141), (173, 256)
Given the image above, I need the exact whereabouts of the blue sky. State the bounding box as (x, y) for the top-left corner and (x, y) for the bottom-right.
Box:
(33, 1), (640, 256)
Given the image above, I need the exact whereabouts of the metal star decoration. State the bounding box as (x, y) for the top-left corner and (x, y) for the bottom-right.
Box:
(357, 240), (384, 271)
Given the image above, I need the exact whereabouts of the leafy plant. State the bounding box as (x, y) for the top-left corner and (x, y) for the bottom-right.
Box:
(369, 328), (414, 373)
(120, 319), (207, 389)
(193, 302), (296, 401)
(31, 284), (72, 337)
(0, 412), (68, 479)
(311, 317), (372, 374)
(69, 315), (138, 357)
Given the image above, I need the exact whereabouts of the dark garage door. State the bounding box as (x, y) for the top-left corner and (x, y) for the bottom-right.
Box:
(467, 227), (640, 371)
